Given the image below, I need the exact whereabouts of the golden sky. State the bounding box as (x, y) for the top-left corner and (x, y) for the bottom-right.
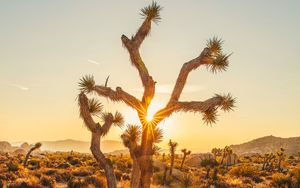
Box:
(0, 1), (300, 152)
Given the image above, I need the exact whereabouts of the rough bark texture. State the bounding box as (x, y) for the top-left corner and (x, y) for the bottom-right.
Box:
(180, 155), (187, 169)
(91, 131), (116, 188)
(79, 93), (117, 188)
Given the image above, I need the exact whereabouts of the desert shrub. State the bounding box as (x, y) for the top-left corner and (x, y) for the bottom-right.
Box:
(180, 173), (193, 188)
(67, 177), (88, 188)
(67, 156), (81, 166)
(55, 171), (72, 182)
(85, 175), (106, 188)
(40, 175), (56, 188)
(153, 172), (173, 186)
(72, 168), (92, 177)
(7, 161), (20, 172)
(290, 168), (300, 187)
(272, 172), (291, 187)
(122, 173), (130, 181)
(115, 170), (122, 181)
(7, 176), (42, 188)
(0, 179), (6, 188)
(57, 161), (71, 169)
(229, 164), (259, 178)
(28, 159), (40, 170)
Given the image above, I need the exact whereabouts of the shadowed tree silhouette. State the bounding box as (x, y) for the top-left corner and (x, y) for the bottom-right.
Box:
(23, 142), (42, 167)
(78, 2), (235, 187)
(168, 139), (178, 176)
(78, 92), (124, 188)
(180, 149), (191, 169)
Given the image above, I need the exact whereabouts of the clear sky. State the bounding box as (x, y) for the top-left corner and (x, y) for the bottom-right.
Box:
(0, 0), (300, 152)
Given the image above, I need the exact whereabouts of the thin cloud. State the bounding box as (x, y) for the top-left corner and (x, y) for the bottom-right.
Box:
(9, 84), (29, 91)
(87, 59), (100, 65)
(131, 84), (204, 94)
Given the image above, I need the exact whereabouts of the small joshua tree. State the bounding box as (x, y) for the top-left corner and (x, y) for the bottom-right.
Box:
(78, 92), (124, 188)
(78, 2), (235, 187)
(180, 149), (191, 169)
(262, 153), (275, 171)
(211, 148), (222, 160)
(23, 142), (42, 167)
(276, 148), (285, 172)
(168, 139), (178, 176)
(200, 158), (219, 179)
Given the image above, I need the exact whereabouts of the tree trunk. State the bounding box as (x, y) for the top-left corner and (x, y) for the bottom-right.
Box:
(91, 131), (116, 188)
(206, 168), (211, 179)
(130, 153), (141, 188)
(169, 154), (174, 176)
(180, 155), (186, 169)
(23, 148), (34, 167)
(138, 124), (154, 188)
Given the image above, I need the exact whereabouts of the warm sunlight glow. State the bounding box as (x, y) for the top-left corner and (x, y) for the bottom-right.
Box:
(146, 102), (161, 122)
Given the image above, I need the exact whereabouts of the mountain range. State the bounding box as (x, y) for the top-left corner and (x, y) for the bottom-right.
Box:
(1, 135), (300, 155)
(230, 135), (300, 155)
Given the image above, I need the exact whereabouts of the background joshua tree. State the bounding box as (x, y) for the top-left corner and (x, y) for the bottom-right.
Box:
(220, 146), (231, 165)
(78, 92), (124, 188)
(168, 139), (178, 176)
(78, 2), (235, 187)
(276, 148), (285, 172)
(180, 149), (191, 169)
(262, 153), (275, 171)
(200, 158), (218, 179)
(121, 124), (163, 188)
(23, 142), (42, 167)
(211, 148), (222, 160)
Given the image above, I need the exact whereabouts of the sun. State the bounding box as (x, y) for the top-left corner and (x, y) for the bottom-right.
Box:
(146, 102), (162, 122)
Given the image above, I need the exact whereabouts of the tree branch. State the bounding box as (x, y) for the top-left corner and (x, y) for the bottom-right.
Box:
(152, 95), (226, 125)
(168, 48), (212, 103)
(93, 85), (144, 113)
(78, 92), (98, 132)
(121, 18), (155, 107)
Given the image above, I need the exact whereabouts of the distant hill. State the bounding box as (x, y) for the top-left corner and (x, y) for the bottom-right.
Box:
(0, 139), (125, 154)
(231, 135), (300, 155)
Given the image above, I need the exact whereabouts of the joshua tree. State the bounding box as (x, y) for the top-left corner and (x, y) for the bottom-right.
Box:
(168, 139), (178, 176)
(262, 153), (275, 171)
(220, 146), (233, 165)
(211, 148), (222, 160)
(78, 92), (124, 188)
(276, 148), (285, 172)
(180, 149), (191, 169)
(23, 142), (42, 167)
(78, 2), (235, 187)
(200, 158), (218, 179)
(121, 124), (162, 188)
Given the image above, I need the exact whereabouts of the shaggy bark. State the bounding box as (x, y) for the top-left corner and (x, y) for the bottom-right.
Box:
(91, 131), (116, 188)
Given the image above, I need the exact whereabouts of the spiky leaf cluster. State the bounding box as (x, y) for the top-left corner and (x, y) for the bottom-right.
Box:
(121, 124), (141, 148)
(153, 127), (163, 143)
(140, 1), (162, 23)
(79, 75), (95, 93)
(216, 93), (236, 112)
(88, 98), (103, 116)
(202, 108), (218, 125)
(206, 37), (231, 73)
(112, 111), (124, 128)
(34, 142), (42, 149)
(168, 139), (178, 155)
